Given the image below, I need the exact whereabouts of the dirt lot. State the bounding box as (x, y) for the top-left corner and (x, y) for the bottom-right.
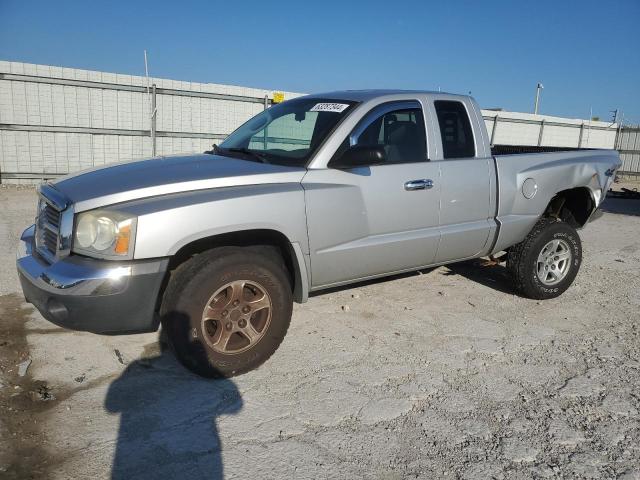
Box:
(0, 185), (639, 479)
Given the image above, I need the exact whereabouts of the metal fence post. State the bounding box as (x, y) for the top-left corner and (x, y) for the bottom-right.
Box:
(537, 119), (545, 146)
(614, 125), (622, 179)
(263, 95), (269, 149)
(578, 123), (585, 148)
(614, 123), (622, 151)
(151, 83), (157, 156)
(490, 116), (499, 146)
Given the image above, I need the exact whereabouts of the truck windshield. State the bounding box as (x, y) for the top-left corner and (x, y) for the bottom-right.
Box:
(217, 98), (357, 166)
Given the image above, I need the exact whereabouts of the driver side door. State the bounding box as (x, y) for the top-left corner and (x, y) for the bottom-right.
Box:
(303, 101), (441, 288)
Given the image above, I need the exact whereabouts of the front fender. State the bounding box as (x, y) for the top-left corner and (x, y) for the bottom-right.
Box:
(114, 184), (309, 259)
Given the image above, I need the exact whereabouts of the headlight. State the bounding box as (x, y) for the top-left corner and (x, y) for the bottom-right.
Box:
(73, 210), (137, 259)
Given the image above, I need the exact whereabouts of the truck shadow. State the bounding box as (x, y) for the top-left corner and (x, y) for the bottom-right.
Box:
(104, 320), (242, 480)
(442, 260), (517, 295)
(600, 197), (640, 217)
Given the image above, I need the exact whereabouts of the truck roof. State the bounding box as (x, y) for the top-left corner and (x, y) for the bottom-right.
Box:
(303, 89), (469, 102)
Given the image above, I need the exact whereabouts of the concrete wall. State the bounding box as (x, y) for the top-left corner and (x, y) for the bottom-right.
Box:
(0, 61), (622, 184)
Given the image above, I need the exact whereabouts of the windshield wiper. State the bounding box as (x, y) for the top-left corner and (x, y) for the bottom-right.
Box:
(226, 147), (270, 164)
(204, 145), (269, 164)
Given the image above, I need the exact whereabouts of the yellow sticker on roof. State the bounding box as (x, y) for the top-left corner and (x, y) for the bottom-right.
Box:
(310, 103), (350, 113)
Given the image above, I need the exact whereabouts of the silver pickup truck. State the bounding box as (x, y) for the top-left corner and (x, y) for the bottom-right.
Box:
(17, 90), (620, 377)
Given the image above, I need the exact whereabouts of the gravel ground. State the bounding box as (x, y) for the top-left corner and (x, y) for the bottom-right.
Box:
(0, 185), (639, 479)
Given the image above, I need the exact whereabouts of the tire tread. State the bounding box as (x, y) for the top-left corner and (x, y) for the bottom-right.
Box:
(507, 217), (580, 299)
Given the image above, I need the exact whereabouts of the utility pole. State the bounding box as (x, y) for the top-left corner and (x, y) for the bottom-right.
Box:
(144, 50), (157, 156)
(533, 82), (544, 115)
(610, 109), (619, 123)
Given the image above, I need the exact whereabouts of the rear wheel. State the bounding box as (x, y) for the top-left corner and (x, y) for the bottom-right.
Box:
(507, 218), (582, 299)
(161, 247), (293, 378)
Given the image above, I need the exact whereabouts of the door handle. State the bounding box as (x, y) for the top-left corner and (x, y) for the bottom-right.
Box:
(404, 179), (434, 191)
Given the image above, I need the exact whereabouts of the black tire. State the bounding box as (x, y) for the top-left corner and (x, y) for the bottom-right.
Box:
(506, 218), (582, 300)
(160, 247), (293, 378)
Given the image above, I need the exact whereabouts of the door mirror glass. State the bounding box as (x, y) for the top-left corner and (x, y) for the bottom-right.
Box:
(331, 145), (386, 169)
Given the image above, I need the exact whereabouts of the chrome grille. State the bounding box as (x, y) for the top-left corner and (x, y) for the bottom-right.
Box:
(36, 199), (61, 261)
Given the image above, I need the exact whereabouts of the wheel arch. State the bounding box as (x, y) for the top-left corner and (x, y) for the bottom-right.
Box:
(159, 229), (309, 310)
(491, 185), (596, 254)
(542, 186), (596, 228)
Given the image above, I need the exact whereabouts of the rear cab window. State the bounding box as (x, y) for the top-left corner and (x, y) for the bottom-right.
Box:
(434, 100), (476, 159)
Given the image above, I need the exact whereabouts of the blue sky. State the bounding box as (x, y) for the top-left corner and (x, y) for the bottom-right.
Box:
(1, 0), (638, 122)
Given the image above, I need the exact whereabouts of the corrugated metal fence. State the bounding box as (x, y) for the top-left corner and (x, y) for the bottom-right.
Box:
(616, 127), (640, 179)
(481, 110), (617, 150)
(0, 61), (301, 183)
(0, 61), (629, 183)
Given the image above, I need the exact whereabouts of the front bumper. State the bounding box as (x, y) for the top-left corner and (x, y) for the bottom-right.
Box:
(16, 225), (169, 334)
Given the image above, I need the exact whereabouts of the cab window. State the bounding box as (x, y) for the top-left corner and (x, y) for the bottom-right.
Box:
(434, 100), (476, 158)
(349, 107), (428, 164)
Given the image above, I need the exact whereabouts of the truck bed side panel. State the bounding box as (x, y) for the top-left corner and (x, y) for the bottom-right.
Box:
(492, 149), (619, 253)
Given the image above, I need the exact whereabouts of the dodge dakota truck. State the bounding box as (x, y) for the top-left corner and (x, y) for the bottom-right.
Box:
(16, 90), (621, 377)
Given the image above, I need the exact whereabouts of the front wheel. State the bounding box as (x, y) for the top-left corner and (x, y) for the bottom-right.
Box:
(160, 247), (293, 378)
(507, 218), (582, 299)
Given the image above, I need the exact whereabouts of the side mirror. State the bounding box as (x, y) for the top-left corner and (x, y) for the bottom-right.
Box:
(330, 145), (386, 169)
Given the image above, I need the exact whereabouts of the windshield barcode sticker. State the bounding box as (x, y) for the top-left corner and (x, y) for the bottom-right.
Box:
(310, 103), (350, 113)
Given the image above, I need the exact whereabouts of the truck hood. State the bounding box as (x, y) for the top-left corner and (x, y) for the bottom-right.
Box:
(51, 154), (307, 212)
